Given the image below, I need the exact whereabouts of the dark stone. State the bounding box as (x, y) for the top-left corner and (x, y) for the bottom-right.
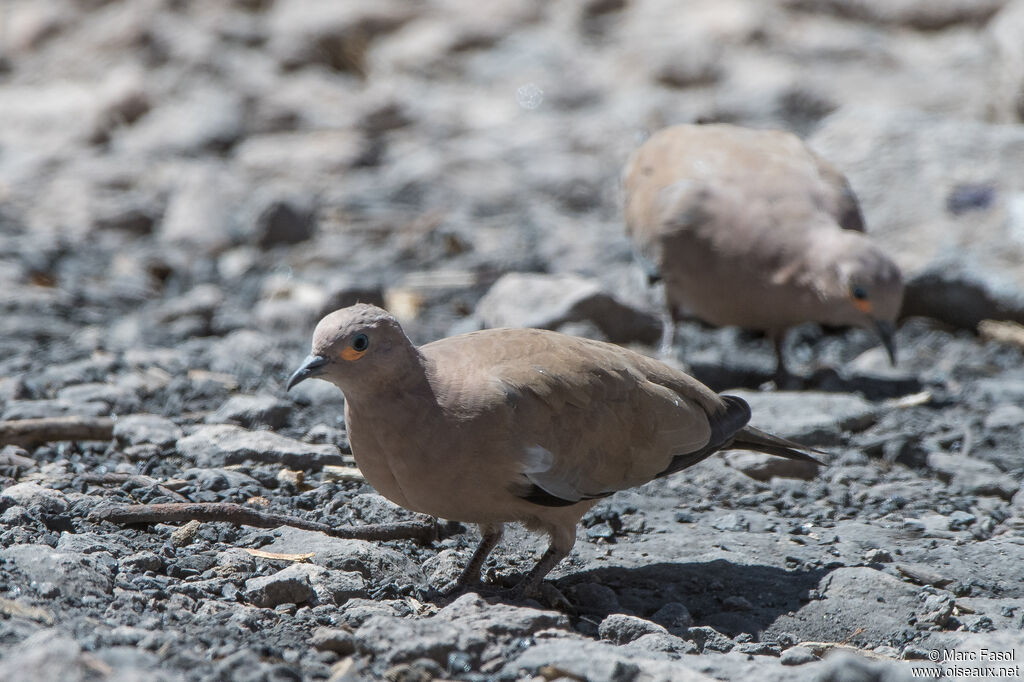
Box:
(253, 198), (316, 248)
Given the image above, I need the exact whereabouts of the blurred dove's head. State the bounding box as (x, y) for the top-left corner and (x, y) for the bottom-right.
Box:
(815, 231), (904, 363)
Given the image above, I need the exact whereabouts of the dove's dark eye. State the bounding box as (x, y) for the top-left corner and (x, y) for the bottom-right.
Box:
(851, 285), (868, 301)
(352, 334), (369, 352)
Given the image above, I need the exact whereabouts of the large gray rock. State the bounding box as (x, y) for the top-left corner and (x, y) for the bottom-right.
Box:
(158, 163), (243, 252)
(207, 394), (292, 430)
(767, 567), (919, 646)
(926, 452), (1018, 500)
(476, 272), (660, 344)
(686, 625), (736, 653)
(811, 108), (1024, 328)
(307, 567), (368, 605)
(435, 593), (570, 636)
(243, 564), (316, 608)
(895, 536), (1024, 600)
(119, 551), (164, 574)
(354, 614), (483, 671)
(113, 414), (183, 448)
(175, 424), (344, 469)
(0, 482), (69, 516)
(353, 594), (571, 674)
(624, 631), (699, 656)
(249, 562), (367, 606)
(56, 531), (129, 557)
(114, 86), (244, 156)
(311, 627), (355, 655)
(56, 383), (140, 413)
(250, 196), (316, 249)
(421, 549), (464, 590)
(337, 598), (415, 629)
(598, 613), (669, 645)
(779, 645), (819, 666)
(0, 629), (174, 682)
(262, 527), (425, 585)
(215, 548), (256, 576)
(0, 544), (114, 599)
(348, 493), (416, 524)
(916, 592), (955, 630)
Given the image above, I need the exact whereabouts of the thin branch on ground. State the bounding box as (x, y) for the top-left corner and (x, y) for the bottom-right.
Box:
(0, 416), (115, 448)
(89, 502), (438, 544)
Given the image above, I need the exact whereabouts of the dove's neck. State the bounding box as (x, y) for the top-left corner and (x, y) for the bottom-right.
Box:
(342, 349), (439, 415)
(342, 351), (448, 513)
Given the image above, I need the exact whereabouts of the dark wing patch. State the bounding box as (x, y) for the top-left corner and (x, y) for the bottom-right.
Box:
(655, 394), (751, 478)
(519, 484), (613, 508)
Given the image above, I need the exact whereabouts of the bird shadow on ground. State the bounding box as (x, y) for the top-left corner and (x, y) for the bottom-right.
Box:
(548, 559), (834, 639)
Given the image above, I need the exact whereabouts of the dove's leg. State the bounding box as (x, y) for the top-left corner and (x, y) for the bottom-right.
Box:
(449, 523), (503, 592)
(508, 524), (575, 598)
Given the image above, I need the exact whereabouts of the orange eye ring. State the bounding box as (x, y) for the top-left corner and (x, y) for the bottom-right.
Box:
(340, 347), (367, 361)
(853, 298), (873, 314)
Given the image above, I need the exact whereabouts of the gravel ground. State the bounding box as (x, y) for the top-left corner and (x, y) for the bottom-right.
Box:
(2, 1), (1024, 680)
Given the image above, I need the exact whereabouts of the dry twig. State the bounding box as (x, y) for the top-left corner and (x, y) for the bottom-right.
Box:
(0, 416), (115, 448)
(798, 640), (895, 661)
(0, 596), (54, 625)
(89, 502), (437, 544)
(979, 319), (1024, 349)
(244, 548), (315, 562)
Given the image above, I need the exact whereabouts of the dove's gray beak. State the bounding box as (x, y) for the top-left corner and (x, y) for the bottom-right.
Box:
(873, 320), (897, 366)
(287, 354), (328, 390)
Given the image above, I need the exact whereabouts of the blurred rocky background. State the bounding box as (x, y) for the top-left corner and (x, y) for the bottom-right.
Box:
(2, 1), (1024, 680)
